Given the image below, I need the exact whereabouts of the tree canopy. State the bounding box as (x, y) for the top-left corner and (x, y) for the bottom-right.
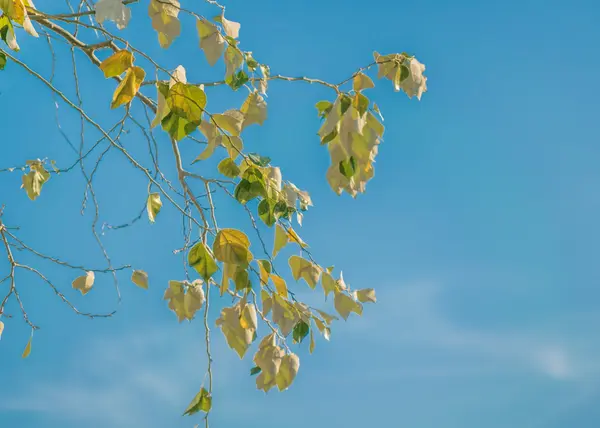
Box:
(0, 0), (428, 424)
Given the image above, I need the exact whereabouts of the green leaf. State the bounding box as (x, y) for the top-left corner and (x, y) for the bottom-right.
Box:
(188, 242), (218, 281)
(234, 267), (251, 291)
(339, 157), (357, 179)
(213, 229), (252, 267)
(258, 199), (277, 227)
(234, 178), (267, 205)
(183, 388), (212, 416)
(315, 100), (333, 119)
(217, 158), (240, 178)
(147, 192), (162, 223)
(250, 366), (262, 376)
(131, 270), (149, 289)
(247, 153), (271, 166)
(401, 65), (410, 81)
(292, 321), (309, 344)
(226, 69), (249, 90)
(353, 92), (370, 116)
(161, 111), (199, 141)
(320, 128), (337, 145)
(166, 83), (206, 123)
(0, 51), (6, 70)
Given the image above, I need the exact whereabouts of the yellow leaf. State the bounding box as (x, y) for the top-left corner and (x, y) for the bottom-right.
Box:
(240, 303), (257, 330)
(334, 291), (363, 321)
(321, 271), (337, 298)
(270, 274), (288, 299)
(147, 192), (162, 223)
(72, 271), (95, 295)
(240, 91), (267, 129)
(315, 309), (338, 325)
(220, 262), (236, 296)
(148, 0), (181, 48)
(275, 353), (300, 391)
(272, 224), (289, 258)
(309, 328), (315, 354)
(213, 228), (252, 267)
(111, 66), (145, 109)
(164, 280), (205, 322)
(131, 270), (149, 289)
(212, 110), (244, 136)
(286, 227), (308, 248)
(0, 320), (4, 339)
(99, 50), (133, 78)
(355, 288), (377, 303)
(257, 259), (271, 286)
(353, 72), (375, 92)
(288, 255), (321, 289)
(216, 301), (255, 359)
(314, 317), (331, 341)
(196, 19), (225, 66)
(271, 295), (298, 337)
(21, 161), (50, 201)
(261, 289), (272, 316)
(22, 334), (32, 358)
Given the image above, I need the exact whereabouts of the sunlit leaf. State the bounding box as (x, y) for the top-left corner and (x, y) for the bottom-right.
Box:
(22, 334), (32, 358)
(213, 229), (252, 267)
(196, 19), (225, 66)
(72, 271), (95, 295)
(131, 270), (149, 289)
(217, 158), (240, 178)
(292, 321), (309, 344)
(270, 274), (288, 299)
(148, 0), (181, 48)
(147, 192), (162, 223)
(355, 288), (377, 303)
(95, 0), (131, 30)
(99, 50), (133, 78)
(183, 388), (212, 416)
(188, 242), (218, 281)
(275, 353), (300, 391)
(334, 290), (363, 321)
(111, 66), (145, 109)
(288, 255), (320, 289)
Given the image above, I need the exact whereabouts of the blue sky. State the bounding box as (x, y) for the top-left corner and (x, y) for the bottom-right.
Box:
(1, 0), (600, 427)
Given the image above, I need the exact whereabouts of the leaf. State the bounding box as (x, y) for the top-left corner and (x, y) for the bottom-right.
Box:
(339, 157), (357, 179)
(0, 320), (4, 339)
(0, 16), (20, 51)
(131, 270), (149, 289)
(253, 334), (284, 392)
(224, 45), (243, 79)
(273, 224), (289, 258)
(220, 15), (240, 39)
(315, 309), (338, 325)
(334, 291), (363, 321)
(188, 242), (218, 281)
(247, 153), (271, 167)
(240, 303), (258, 330)
(183, 388), (212, 416)
(148, 0), (181, 48)
(353, 72), (375, 91)
(275, 353), (300, 391)
(258, 199), (277, 227)
(241, 92), (267, 129)
(72, 271), (95, 295)
(22, 161), (50, 201)
(196, 19), (225, 66)
(166, 83), (206, 123)
(147, 192), (162, 223)
(226, 70), (249, 90)
(111, 66), (145, 109)
(99, 50), (133, 78)
(250, 366), (262, 376)
(234, 267), (250, 291)
(217, 158), (240, 178)
(213, 229), (252, 267)
(288, 255), (321, 289)
(22, 335), (32, 358)
(321, 271), (337, 298)
(271, 295), (298, 337)
(212, 110), (244, 136)
(309, 328), (315, 354)
(270, 274), (288, 299)
(216, 301), (255, 358)
(0, 51), (5, 70)
(356, 288), (377, 303)
(164, 280), (205, 322)
(95, 0), (131, 30)
(314, 317), (331, 341)
(292, 321), (309, 344)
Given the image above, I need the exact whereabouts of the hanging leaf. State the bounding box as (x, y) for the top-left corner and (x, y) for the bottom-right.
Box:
(213, 229), (252, 267)
(196, 19), (226, 66)
(270, 274), (288, 299)
(217, 158), (240, 178)
(99, 50), (133, 78)
(273, 224), (289, 258)
(148, 0), (181, 48)
(111, 66), (145, 109)
(22, 334), (32, 358)
(147, 192), (162, 223)
(131, 270), (149, 289)
(21, 161), (50, 201)
(188, 242), (218, 281)
(334, 291), (363, 320)
(72, 271), (95, 295)
(355, 288), (377, 303)
(292, 321), (309, 344)
(183, 387), (212, 416)
(288, 255), (321, 289)
(275, 353), (300, 391)
(164, 280), (205, 322)
(0, 320), (4, 339)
